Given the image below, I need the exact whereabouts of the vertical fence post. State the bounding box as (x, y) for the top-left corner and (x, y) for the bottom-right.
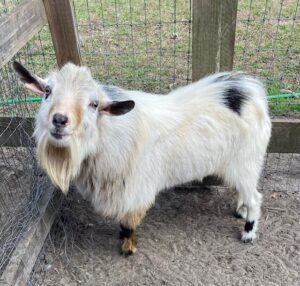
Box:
(192, 0), (238, 81)
(43, 0), (81, 67)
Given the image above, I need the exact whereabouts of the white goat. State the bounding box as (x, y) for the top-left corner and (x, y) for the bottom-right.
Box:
(14, 62), (271, 255)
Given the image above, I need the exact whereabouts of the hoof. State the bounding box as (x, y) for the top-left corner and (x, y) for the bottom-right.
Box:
(121, 249), (134, 257)
(121, 237), (137, 256)
(241, 231), (256, 243)
(233, 211), (243, 219)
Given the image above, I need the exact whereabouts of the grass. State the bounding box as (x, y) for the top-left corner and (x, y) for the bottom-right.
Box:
(269, 97), (300, 116)
(0, 0), (299, 117)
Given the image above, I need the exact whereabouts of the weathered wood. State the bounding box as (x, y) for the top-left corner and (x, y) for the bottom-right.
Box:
(192, 0), (238, 81)
(1, 189), (61, 286)
(268, 119), (300, 153)
(43, 0), (81, 67)
(0, 0), (47, 69)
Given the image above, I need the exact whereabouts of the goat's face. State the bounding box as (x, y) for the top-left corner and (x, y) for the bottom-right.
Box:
(13, 62), (134, 147)
(35, 64), (100, 148)
(13, 62), (134, 192)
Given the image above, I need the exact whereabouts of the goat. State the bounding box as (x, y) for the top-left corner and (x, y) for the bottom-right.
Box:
(14, 61), (271, 255)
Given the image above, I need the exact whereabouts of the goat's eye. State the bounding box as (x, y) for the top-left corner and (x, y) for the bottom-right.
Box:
(89, 100), (99, 110)
(45, 86), (51, 99)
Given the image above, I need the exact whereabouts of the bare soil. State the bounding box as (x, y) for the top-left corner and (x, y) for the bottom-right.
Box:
(30, 154), (300, 285)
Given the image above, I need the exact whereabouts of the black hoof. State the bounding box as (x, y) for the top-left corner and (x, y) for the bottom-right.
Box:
(243, 238), (253, 244)
(233, 211), (243, 219)
(120, 250), (133, 257)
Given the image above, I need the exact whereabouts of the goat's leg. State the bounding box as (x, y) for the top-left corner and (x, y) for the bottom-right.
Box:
(241, 189), (262, 242)
(229, 161), (263, 242)
(119, 208), (147, 255)
(235, 181), (262, 242)
(234, 191), (247, 219)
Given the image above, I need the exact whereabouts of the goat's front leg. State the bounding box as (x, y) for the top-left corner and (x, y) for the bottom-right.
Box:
(119, 208), (147, 256)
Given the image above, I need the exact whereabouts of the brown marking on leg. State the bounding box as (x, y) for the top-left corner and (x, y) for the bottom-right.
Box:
(121, 232), (138, 256)
(119, 208), (147, 256)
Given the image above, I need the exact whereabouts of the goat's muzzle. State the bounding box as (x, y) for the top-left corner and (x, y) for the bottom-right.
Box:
(49, 113), (71, 142)
(53, 113), (68, 128)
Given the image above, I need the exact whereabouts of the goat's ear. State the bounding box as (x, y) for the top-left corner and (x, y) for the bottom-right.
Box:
(101, 100), (135, 116)
(13, 61), (45, 95)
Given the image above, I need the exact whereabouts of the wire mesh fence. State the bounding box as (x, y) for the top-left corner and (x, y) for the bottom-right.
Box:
(235, 0), (300, 117)
(0, 22), (56, 278)
(73, 0), (193, 93)
(0, 0), (299, 285)
(0, 0), (22, 16)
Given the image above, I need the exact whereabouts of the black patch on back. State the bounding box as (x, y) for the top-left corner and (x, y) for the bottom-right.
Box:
(223, 87), (247, 115)
(244, 221), (254, 232)
(119, 225), (133, 239)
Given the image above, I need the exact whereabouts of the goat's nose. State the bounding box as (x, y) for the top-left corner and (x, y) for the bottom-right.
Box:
(52, 113), (68, 127)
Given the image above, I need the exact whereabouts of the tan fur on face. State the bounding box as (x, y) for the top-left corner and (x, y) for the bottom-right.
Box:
(37, 135), (81, 193)
(49, 99), (83, 128)
(72, 100), (83, 127)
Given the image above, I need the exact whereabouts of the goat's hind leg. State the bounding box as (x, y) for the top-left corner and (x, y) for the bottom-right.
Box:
(119, 208), (147, 256)
(234, 191), (247, 219)
(236, 184), (262, 243)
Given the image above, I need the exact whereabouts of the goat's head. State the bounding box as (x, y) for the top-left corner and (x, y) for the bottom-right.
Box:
(13, 62), (135, 193)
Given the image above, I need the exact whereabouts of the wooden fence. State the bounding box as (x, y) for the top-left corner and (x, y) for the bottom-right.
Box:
(0, 1), (299, 285)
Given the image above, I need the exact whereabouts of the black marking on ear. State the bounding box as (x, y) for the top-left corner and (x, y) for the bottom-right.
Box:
(103, 100), (135, 116)
(13, 61), (39, 85)
(120, 225), (133, 239)
(223, 87), (247, 115)
(244, 221), (254, 232)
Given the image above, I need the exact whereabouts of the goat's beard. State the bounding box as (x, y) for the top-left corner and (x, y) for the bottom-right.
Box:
(36, 134), (82, 193)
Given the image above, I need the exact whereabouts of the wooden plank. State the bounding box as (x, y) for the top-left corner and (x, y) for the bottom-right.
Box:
(0, 0), (47, 69)
(1, 189), (61, 286)
(268, 119), (300, 153)
(43, 0), (81, 67)
(192, 0), (238, 81)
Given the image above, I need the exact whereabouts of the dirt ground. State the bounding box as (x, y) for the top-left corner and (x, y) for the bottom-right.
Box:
(30, 154), (300, 286)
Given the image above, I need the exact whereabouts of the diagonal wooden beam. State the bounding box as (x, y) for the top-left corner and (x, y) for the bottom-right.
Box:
(0, 0), (47, 69)
(1, 188), (61, 286)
